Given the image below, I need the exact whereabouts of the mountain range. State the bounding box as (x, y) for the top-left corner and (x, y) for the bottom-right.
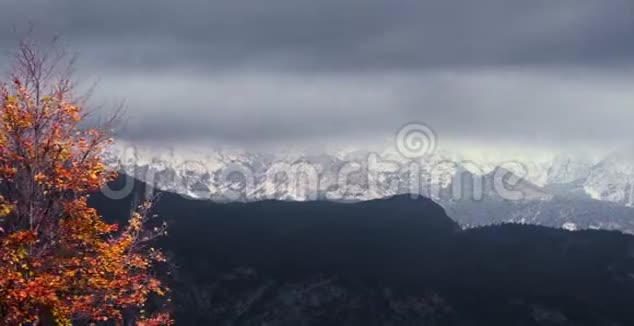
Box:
(103, 141), (634, 234)
(89, 175), (634, 325)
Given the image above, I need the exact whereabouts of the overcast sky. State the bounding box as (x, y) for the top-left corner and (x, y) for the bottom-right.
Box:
(1, 0), (633, 152)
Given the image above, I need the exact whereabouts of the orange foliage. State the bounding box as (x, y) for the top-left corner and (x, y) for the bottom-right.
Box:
(0, 42), (171, 325)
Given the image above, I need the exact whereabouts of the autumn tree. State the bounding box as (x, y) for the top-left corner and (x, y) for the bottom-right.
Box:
(0, 39), (171, 325)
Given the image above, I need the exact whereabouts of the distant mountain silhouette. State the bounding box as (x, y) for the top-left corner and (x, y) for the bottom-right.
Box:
(90, 175), (634, 325)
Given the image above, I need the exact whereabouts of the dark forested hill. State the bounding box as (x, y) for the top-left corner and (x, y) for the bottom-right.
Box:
(89, 175), (634, 325)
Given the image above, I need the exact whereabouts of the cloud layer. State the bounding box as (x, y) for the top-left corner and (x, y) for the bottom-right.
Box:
(0, 0), (633, 152)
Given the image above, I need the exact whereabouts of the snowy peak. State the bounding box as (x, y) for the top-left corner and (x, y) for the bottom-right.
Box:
(103, 140), (634, 207)
(547, 155), (593, 185)
(584, 152), (634, 206)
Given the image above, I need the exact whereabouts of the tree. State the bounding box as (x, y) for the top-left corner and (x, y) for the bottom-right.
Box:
(0, 39), (171, 325)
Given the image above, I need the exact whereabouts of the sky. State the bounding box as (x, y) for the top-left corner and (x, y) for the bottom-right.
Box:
(0, 0), (633, 153)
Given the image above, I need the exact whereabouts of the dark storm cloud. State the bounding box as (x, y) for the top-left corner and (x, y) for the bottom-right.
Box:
(2, 0), (634, 71)
(0, 0), (633, 150)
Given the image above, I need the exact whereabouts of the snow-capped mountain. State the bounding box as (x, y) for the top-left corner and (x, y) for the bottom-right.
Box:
(584, 152), (634, 207)
(102, 140), (634, 233)
(102, 140), (626, 203)
(547, 155), (594, 185)
(103, 140), (566, 202)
